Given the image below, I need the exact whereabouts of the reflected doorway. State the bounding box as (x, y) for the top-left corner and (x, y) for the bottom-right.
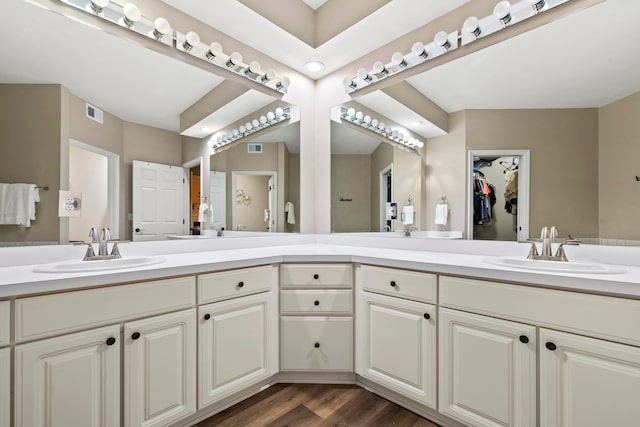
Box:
(379, 164), (393, 232)
(232, 171), (277, 232)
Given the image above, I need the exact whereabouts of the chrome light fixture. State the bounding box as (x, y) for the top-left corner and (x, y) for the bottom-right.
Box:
(493, 1), (512, 26)
(183, 31), (200, 52)
(120, 3), (141, 29)
(275, 76), (291, 91)
(261, 69), (276, 84)
(411, 42), (428, 61)
(339, 107), (424, 151)
(87, 0), (108, 14)
(357, 68), (372, 83)
(529, 0), (546, 12)
(391, 52), (408, 69)
(226, 52), (243, 68)
(244, 61), (261, 77)
(343, 77), (357, 90)
(150, 17), (171, 40)
(372, 61), (389, 77)
(463, 16), (481, 38)
(206, 42), (223, 60)
(434, 31), (451, 51)
(208, 107), (292, 150)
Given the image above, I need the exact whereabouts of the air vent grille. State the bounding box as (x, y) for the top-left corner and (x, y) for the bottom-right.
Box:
(86, 103), (103, 124)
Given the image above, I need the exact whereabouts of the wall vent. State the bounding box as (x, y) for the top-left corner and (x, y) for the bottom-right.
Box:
(248, 143), (263, 153)
(86, 103), (103, 124)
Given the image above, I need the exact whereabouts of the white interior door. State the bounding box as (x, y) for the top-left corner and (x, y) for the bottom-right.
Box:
(132, 160), (186, 241)
(209, 171), (226, 230)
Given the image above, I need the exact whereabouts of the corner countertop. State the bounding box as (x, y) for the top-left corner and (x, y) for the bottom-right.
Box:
(1, 234), (640, 299)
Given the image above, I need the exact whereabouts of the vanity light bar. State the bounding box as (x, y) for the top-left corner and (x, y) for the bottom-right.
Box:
(207, 107), (291, 150)
(58, 0), (292, 94)
(339, 107), (424, 151)
(343, 0), (571, 93)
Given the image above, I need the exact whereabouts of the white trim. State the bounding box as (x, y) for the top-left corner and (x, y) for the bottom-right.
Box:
(466, 149), (530, 241)
(379, 163), (393, 232)
(69, 139), (120, 240)
(231, 171), (277, 232)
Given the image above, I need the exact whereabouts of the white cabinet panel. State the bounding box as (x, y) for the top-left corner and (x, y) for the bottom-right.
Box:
(540, 328), (640, 427)
(0, 348), (9, 427)
(198, 291), (277, 409)
(198, 265), (277, 304)
(281, 317), (353, 371)
(281, 264), (352, 288)
(281, 290), (352, 314)
(439, 308), (536, 427)
(0, 300), (9, 346)
(124, 309), (196, 427)
(357, 292), (436, 407)
(357, 265), (437, 303)
(15, 325), (121, 427)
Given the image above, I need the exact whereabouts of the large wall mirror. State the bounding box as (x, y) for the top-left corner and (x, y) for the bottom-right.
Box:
(0, 0), (298, 246)
(333, 0), (640, 243)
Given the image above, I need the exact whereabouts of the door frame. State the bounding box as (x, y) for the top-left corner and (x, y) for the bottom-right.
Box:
(379, 163), (393, 232)
(69, 139), (120, 239)
(231, 171), (277, 232)
(466, 149), (530, 241)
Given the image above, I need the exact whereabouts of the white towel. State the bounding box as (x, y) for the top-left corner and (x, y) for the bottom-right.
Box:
(0, 183), (39, 227)
(285, 201), (296, 225)
(402, 205), (414, 225)
(435, 203), (448, 225)
(198, 202), (209, 224)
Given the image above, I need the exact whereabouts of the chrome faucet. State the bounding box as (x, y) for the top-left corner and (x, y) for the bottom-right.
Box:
(81, 227), (124, 261)
(98, 227), (111, 256)
(527, 226), (580, 261)
(404, 225), (417, 237)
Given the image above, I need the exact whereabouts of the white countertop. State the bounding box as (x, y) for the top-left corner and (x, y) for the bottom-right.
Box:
(1, 234), (640, 298)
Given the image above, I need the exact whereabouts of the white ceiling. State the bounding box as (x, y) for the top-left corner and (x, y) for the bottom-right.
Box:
(331, 121), (382, 155)
(249, 122), (301, 154)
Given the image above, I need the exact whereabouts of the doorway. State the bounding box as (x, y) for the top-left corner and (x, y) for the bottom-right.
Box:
(231, 171), (277, 232)
(379, 164), (393, 232)
(467, 150), (529, 241)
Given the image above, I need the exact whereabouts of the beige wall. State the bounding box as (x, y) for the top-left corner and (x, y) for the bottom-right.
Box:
(287, 154), (300, 233)
(0, 84), (62, 243)
(331, 154), (371, 232)
(392, 147), (422, 231)
(599, 92), (640, 240)
(236, 175), (271, 231)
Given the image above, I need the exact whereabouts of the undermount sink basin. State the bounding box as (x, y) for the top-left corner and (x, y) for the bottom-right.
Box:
(483, 257), (626, 274)
(33, 256), (166, 273)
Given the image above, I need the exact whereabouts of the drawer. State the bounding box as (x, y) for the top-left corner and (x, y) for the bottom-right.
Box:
(198, 265), (277, 304)
(439, 275), (640, 347)
(356, 265), (437, 303)
(0, 301), (9, 346)
(15, 276), (195, 342)
(281, 290), (352, 314)
(281, 264), (352, 288)
(281, 317), (353, 371)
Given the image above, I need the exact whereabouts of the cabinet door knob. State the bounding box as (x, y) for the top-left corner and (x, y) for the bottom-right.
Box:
(314, 300), (320, 306)
(131, 332), (141, 340)
(238, 281), (244, 288)
(313, 274), (319, 280)
(105, 337), (116, 346)
(423, 313), (430, 320)
(519, 335), (529, 344)
(545, 341), (557, 351)
(390, 281), (397, 287)
(314, 342), (320, 348)
(204, 313), (211, 320)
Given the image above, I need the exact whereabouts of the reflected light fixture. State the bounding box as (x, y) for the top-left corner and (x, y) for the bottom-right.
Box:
(529, 0), (546, 12)
(150, 17), (171, 40)
(183, 31), (200, 52)
(391, 52), (407, 69)
(210, 107), (291, 150)
(304, 61), (324, 72)
(434, 31), (451, 51)
(340, 107), (423, 150)
(411, 42), (428, 61)
(372, 61), (389, 76)
(120, 3), (141, 29)
(494, 1), (512, 25)
(357, 68), (372, 83)
(206, 42), (223, 60)
(463, 16), (481, 38)
(88, 0), (108, 14)
(226, 52), (243, 68)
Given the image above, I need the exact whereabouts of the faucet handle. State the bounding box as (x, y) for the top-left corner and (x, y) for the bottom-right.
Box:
(550, 226), (558, 243)
(100, 227), (112, 241)
(78, 242), (96, 260)
(89, 227), (98, 243)
(540, 226), (549, 240)
(525, 240), (540, 259)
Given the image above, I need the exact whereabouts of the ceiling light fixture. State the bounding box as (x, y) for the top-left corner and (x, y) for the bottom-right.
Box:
(120, 3), (141, 29)
(339, 107), (424, 151)
(150, 17), (171, 40)
(183, 31), (200, 52)
(463, 16), (481, 38)
(411, 42), (428, 61)
(372, 61), (389, 77)
(226, 52), (243, 68)
(434, 31), (451, 51)
(493, 1), (512, 26)
(206, 42), (223, 60)
(391, 52), (408, 69)
(304, 61), (324, 72)
(208, 107), (292, 151)
(244, 61), (261, 77)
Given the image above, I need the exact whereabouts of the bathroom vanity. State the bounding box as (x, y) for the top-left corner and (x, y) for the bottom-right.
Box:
(1, 235), (639, 427)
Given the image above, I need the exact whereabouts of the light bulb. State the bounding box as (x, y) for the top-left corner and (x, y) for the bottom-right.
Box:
(206, 42), (223, 60)
(463, 17), (481, 38)
(346, 108), (356, 118)
(252, 119), (260, 128)
(391, 52), (407, 69)
(304, 61), (324, 72)
(357, 68), (372, 83)
(232, 129), (239, 136)
(363, 115), (372, 125)
(183, 31), (200, 52)
(246, 122), (253, 131)
(275, 107), (284, 117)
(261, 69), (276, 84)
(121, 3), (141, 29)
(88, 0), (109, 14)
(493, 1), (512, 25)
(259, 116), (268, 124)
(276, 76), (291, 91)
(239, 125), (246, 133)
(528, 0), (545, 12)
(372, 61), (389, 76)
(355, 111), (364, 122)
(226, 52), (242, 68)
(207, 139), (214, 149)
(371, 119), (379, 128)
(411, 42), (428, 61)
(151, 17), (171, 40)
(416, 141), (424, 148)
(266, 111), (275, 121)
(378, 122), (386, 131)
(434, 31), (451, 50)
(244, 61), (261, 77)
(343, 76), (357, 90)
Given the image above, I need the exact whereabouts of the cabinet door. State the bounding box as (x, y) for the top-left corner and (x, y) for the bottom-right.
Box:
(540, 328), (640, 427)
(0, 347), (9, 427)
(199, 291), (277, 409)
(15, 325), (120, 427)
(357, 292), (436, 407)
(124, 309), (197, 427)
(439, 308), (536, 427)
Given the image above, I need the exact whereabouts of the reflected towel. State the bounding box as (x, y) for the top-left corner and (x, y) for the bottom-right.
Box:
(285, 201), (296, 225)
(435, 203), (448, 226)
(402, 205), (414, 225)
(0, 183), (39, 227)
(198, 202), (208, 223)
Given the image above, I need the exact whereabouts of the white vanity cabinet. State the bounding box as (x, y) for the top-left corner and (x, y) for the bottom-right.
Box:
(0, 300), (9, 427)
(539, 328), (640, 427)
(355, 265), (437, 408)
(438, 308), (536, 427)
(280, 264), (353, 372)
(197, 265), (278, 409)
(124, 309), (197, 427)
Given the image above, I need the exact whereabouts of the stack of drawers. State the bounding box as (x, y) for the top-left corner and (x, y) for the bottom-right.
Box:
(280, 263), (353, 372)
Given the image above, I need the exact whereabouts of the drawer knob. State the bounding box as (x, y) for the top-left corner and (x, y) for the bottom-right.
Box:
(238, 281), (245, 288)
(313, 274), (319, 280)
(423, 313), (430, 320)
(314, 342), (320, 348)
(131, 332), (141, 340)
(545, 341), (557, 351)
(519, 335), (529, 344)
(204, 313), (211, 320)
(314, 300), (320, 306)
(105, 337), (116, 346)
(390, 281), (397, 287)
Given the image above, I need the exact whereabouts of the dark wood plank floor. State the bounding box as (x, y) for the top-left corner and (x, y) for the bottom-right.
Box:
(194, 383), (441, 427)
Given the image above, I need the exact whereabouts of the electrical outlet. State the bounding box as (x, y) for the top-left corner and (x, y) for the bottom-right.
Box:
(58, 191), (82, 217)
